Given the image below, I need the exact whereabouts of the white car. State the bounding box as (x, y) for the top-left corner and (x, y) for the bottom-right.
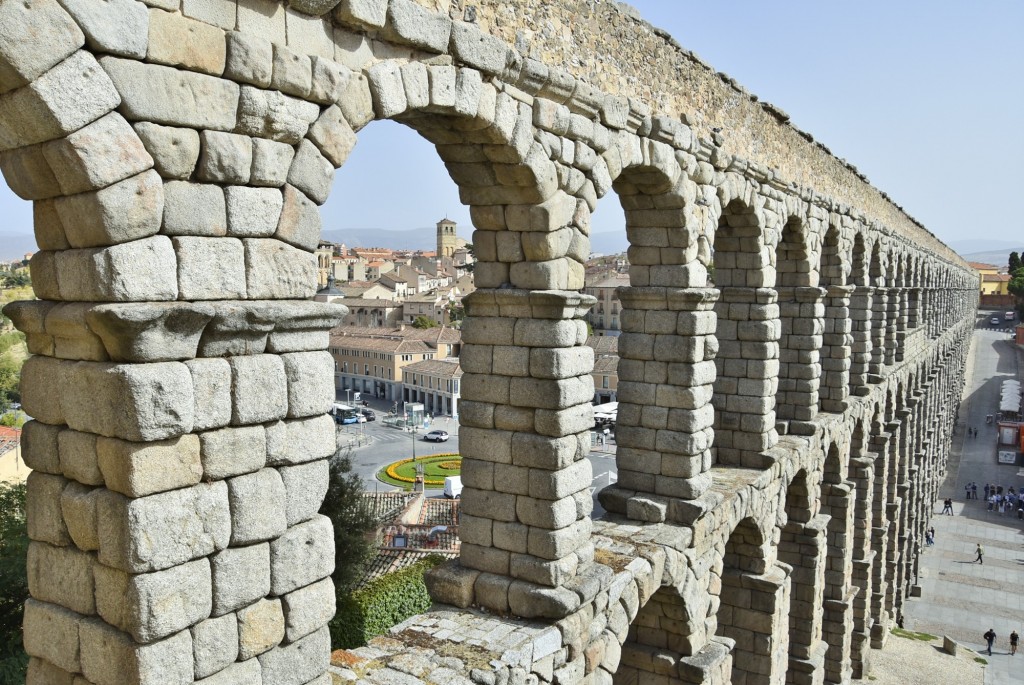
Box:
(424, 430), (449, 442)
(443, 476), (462, 499)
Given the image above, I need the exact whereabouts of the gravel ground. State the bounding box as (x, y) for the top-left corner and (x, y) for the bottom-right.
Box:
(854, 631), (986, 685)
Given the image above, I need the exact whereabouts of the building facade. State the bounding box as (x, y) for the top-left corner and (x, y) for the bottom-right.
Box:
(401, 358), (463, 417)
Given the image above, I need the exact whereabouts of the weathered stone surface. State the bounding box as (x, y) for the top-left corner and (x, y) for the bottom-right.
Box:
(236, 85), (319, 144)
(58, 0), (149, 60)
(226, 185), (283, 237)
(54, 169), (163, 248)
(229, 354), (288, 424)
(250, 137), (296, 186)
(94, 558), (212, 643)
(308, 104), (356, 167)
(174, 236), (247, 300)
(334, 0), (387, 30)
(26, 541), (96, 615)
(367, 61), (406, 119)
(43, 112), (153, 195)
(384, 0), (451, 53)
(0, 144), (61, 201)
(147, 7), (226, 76)
(265, 415), (336, 466)
(100, 56), (239, 131)
(97, 481), (230, 573)
(57, 428), (103, 485)
(26, 657), (76, 685)
(0, 50), (121, 150)
(271, 44), (312, 98)
(191, 614), (239, 679)
(257, 625), (330, 685)
(309, 57), (353, 103)
(269, 515), (334, 595)
(196, 658), (264, 685)
(60, 360), (194, 441)
(237, 0), (286, 43)
(26, 471), (70, 546)
(181, 0), (236, 30)
(22, 598), (83, 674)
(133, 122), (201, 180)
(210, 541), (271, 615)
(0, 0), (83, 94)
(162, 181), (227, 236)
(55, 235), (179, 302)
(225, 30), (273, 87)
(281, 577), (334, 642)
(79, 618), (194, 685)
(85, 301), (215, 363)
(227, 468), (287, 544)
(97, 434), (203, 497)
(21, 419), (61, 474)
(282, 351), (334, 418)
(237, 597), (285, 659)
(287, 139), (334, 204)
(275, 184), (321, 250)
(186, 357), (233, 431)
(278, 459), (329, 526)
(60, 481), (101, 550)
(243, 238), (318, 299)
(200, 425), (266, 480)
(198, 130), (252, 184)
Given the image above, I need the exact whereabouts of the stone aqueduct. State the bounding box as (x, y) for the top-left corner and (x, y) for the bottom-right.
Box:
(0, 0), (977, 683)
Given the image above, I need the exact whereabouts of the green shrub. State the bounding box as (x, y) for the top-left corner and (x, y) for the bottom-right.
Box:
(330, 555), (445, 649)
(0, 481), (27, 685)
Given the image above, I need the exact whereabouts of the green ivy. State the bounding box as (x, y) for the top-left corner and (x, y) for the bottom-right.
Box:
(330, 555), (445, 649)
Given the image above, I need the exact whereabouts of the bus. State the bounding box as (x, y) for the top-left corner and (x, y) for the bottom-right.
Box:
(332, 403), (360, 424)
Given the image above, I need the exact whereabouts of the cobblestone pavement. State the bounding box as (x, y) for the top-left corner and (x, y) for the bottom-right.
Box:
(904, 321), (1024, 685)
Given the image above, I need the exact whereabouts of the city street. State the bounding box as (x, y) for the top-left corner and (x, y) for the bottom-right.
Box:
(904, 310), (1022, 685)
(336, 395), (621, 507)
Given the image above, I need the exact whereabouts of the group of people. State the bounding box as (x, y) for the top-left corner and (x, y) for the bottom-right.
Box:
(984, 628), (1019, 656)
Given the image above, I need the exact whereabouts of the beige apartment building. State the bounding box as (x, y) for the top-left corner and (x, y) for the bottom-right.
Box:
(583, 271), (629, 335)
(328, 326), (461, 406)
(401, 358), (463, 418)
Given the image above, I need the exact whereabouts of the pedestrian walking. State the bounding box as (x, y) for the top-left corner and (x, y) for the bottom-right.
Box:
(976, 543), (985, 564)
(1012, 630), (1019, 656)
(942, 498), (953, 515)
(965, 483), (971, 500)
(985, 483), (991, 500)
(985, 628), (997, 655)
(972, 482), (978, 500)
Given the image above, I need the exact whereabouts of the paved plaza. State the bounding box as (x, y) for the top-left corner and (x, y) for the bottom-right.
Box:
(904, 318), (1023, 685)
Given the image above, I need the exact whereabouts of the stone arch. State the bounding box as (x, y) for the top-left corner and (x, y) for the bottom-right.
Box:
(848, 231), (873, 395)
(711, 196), (779, 467)
(779, 468), (829, 682)
(775, 217), (823, 433)
(819, 224), (852, 413)
(820, 441), (856, 683)
(716, 516), (791, 684)
(609, 152), (717, 513)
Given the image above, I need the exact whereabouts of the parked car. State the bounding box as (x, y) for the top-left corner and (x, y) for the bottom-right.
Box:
(423, 430), (449, 442)
(991, 316), (1002, 326)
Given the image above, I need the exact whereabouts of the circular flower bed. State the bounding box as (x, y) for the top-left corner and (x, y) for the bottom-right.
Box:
(378, 453), (462, 488)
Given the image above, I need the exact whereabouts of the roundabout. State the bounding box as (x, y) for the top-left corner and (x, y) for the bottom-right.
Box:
(377, 453), (462, 489)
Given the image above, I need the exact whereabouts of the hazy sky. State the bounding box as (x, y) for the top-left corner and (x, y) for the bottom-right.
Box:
(1, 0), (1020, 254)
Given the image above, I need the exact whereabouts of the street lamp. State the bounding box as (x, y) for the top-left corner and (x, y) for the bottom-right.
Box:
(345, 387), (352, 405)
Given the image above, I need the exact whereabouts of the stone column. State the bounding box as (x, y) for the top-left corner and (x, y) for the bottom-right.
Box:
(907, 287), (921, 330)
(453, 289), (596, 618)
(868, 289), (887, 378)
(712, 287), (780, 468)
(719, 562), (792, 685)
(822, 480), (857, 685)
(848, 287), (873, 396)
(775, 286), (826, 435)
(779, 515), (829, 684)
(605, 286), (719, 522)
(848, 456), (875, 678)
(868, 434), (892, 649)
(12, 296), (346, 685)
(884, 288), (901, 366)
(892, 287), (908, 362)
(820, 285), (853, 414)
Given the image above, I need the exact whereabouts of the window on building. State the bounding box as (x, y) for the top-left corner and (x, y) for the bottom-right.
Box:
(364, 364), (369, 374)
(602, 376), (609, 389)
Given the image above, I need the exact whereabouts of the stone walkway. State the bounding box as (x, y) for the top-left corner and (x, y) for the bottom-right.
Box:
(903, 325), (1024, 685)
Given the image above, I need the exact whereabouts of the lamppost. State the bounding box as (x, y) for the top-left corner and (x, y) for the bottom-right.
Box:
(345, 387), (352, 405)
(409, 410), (418, 461)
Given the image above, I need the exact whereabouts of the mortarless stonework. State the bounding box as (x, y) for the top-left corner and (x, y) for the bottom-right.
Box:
(0, 0), (976, 683)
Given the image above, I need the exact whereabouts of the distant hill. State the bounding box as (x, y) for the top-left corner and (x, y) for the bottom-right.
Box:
(323, 226), (631, 257)
(0, 231), (37, 262)
(959, 249), (1024, 270)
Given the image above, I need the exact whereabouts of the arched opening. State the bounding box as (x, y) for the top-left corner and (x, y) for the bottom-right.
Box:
(848, 232), (872, 396)
(846, 417), (876, 676)
(819, 225), (850, 413)
(712, 201), (778, 468)
(868, 242), (887, 377)
(774, 218), (822, 434)
(716, 517), (790, 684)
